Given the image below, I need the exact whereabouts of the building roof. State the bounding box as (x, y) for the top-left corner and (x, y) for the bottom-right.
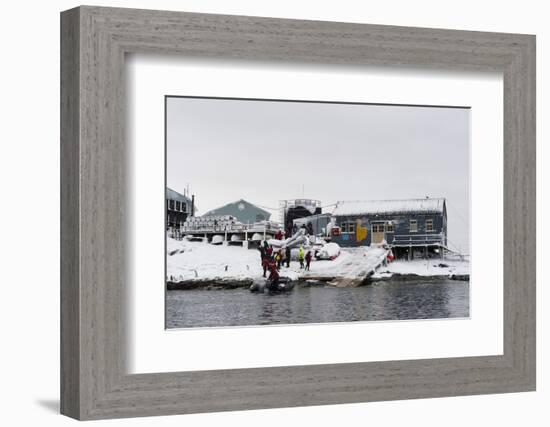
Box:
(166, 188), (191, 203)
(203, 199), (271, 224)
(332, 198), (446, 217)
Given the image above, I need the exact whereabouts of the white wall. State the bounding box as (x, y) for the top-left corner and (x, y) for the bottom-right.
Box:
(0, 0), (546, 426)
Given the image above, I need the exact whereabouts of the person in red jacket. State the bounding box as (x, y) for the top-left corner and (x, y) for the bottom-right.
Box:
(267, 260), (280, 291)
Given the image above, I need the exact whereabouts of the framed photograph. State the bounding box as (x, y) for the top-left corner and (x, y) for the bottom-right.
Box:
(164, 96), (471, 329)
(61, 6), (536, 420)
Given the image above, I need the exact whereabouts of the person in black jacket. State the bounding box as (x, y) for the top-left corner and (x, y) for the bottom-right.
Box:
(305, 251), (312, 271)
(258, 243), (267, 277)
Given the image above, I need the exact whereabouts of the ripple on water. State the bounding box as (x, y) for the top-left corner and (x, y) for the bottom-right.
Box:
(166, 279), (469, 329)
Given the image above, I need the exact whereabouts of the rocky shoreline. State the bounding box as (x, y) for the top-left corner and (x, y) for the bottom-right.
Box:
(167, 272), (469, 291)
(166, 277), (337, 291)
(167, 278), (254, 290)
(369, 272), (469, 282)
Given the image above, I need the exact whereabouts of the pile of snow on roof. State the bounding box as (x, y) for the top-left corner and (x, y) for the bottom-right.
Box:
(332, 198), (445, 216)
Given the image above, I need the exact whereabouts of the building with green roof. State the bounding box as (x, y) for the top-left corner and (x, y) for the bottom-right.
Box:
(203, 199), (271, 225)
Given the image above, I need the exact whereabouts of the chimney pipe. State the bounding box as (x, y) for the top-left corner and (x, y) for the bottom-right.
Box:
(191, 195), (195, 217)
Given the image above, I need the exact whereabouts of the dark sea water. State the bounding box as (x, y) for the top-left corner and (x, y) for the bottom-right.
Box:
(166, 279), (469, 329)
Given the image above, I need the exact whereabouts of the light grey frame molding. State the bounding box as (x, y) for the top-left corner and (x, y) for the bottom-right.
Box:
(61, 6), (536, 420)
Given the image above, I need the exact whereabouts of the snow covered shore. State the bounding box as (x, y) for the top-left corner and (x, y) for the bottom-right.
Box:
(166, 237), (372, 283)
(371, 258), (470, 281)
(167, 237), (267, 282)
(166, 237), (469, 287)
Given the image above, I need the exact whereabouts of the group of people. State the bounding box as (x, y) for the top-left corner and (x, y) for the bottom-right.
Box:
(257, 241), (281, 289)
(258, 240), (313, 281)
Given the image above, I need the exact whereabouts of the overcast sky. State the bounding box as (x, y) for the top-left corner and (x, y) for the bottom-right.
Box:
(167, 97), (470, 253)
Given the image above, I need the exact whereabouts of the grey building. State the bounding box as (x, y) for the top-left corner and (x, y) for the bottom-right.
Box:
(166, 187), (195, 229)
(203, 199), (271, 225)
(330, 198), (447, 258)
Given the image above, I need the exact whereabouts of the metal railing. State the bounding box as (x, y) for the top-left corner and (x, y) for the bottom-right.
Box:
(391, 233), (444, 246)
(181, 220), (281, 234)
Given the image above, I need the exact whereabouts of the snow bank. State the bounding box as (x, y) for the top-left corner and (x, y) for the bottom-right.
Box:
(167, 237), (462, 284)
(167, 238), (264, 281)
(371, 258), (470, 279)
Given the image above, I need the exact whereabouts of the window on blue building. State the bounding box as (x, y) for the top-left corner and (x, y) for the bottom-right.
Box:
(426, 219), (434, 232)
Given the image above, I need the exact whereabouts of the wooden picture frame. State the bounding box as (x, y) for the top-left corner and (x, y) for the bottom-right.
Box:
(60, 5), (536, 420)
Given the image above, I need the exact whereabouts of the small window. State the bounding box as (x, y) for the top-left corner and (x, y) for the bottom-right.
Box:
(409, 219), (418, 233)
(372, 224), (384, 233)
(386, 223), (394, 233)
(169, 199), (175, 210)
(348, 222), (355, 234)
(341, 222), (348, 233)
(182, 203), (186, 213)
(426, 219), (434, 232)
(175, 201), (180, 211)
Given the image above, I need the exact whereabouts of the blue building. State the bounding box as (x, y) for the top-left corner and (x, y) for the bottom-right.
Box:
(330, 198), (448, 259)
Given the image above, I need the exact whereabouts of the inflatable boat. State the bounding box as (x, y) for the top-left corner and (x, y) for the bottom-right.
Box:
(249, 276), (295, 293)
